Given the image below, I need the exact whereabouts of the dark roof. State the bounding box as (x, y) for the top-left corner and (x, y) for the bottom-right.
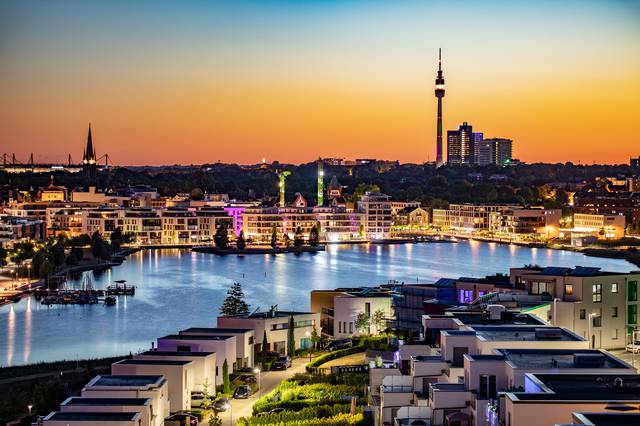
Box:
(573, 413), (640, 426)
(90, 375), (164, 387)
(433, 278), (456, 288)
(180, 327), (253, 334)
(158, 334), (232, 341)
(497, 349), (630, 370)
(62, 397), (151, 406)
(137, 350), (214, 357)
(114, 359), (191, 366)
(45, 412), (140, 421)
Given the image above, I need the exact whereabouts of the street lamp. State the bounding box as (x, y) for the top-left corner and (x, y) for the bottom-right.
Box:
(27, 404), (33, 415)
(224, 402), (232, 426)
(253, 367), (261, 397)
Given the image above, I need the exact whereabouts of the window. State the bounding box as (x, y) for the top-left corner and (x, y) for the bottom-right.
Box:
(338, 322), (342, 334)
(593, 315), (602, 328)
(613, 329), (619, 340)
(479, 374), (497, 399)
(612, 307), (618, 318)
(530, 281), (552, 295)
(628, 305), (638, 325)
(349, 322), (353, 333)
(629, 281), (638, 302)
(612, 283), (618, 294)
(564, 284), (573, 295)
(592, 284), (602, 303)
(365, 302), (371, 315)
(579, 309), (586, 320)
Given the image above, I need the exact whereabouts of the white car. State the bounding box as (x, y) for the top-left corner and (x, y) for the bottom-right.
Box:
(626, 341), (640, 353)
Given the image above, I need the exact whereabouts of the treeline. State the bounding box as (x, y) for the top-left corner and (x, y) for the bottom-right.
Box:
(1, 162), (636, 209)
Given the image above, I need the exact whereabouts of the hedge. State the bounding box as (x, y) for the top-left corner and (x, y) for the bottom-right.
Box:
(252, 382), (362, 414)
(240, 404), (358, 425)
(306, 346), (364, 373)
(239, 412), (364, 426)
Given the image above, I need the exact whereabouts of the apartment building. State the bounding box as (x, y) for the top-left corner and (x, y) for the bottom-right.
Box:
(573, 213), (626, 239)
(505, 373), (640, 426)
(110, 360), (194, 412)
(42, 412), (143, 426)
(490, 208), (561, 238)
(358, 192), (392, 239)
(310, 288), (396, 338)
(510, 266), (640, 349)
(59, 397), (153, 426)
(134, 350), (216, 394)
(178, 327), (254, 369)
(217, 308), (320, 355)
(314, 207), (364, 242)
(156, 334), (236, 384)
(81, 375), (169, 426)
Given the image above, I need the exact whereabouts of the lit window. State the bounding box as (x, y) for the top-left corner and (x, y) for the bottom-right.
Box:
(611, 283), (618, 293)
(592, 284), (602, 303)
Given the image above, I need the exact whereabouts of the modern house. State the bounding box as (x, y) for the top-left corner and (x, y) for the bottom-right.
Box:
(42, 412), (143, 426)
(59, 397), (153, 426)
(178, 327), (254, 369)
(134, 350), (217, 393)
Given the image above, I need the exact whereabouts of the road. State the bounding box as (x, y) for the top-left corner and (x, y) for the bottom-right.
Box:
(220, 356), (313, 426)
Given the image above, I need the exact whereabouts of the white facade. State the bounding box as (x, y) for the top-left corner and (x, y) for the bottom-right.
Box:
(358, 192), (392, 239)
(133, 350), (217, 394)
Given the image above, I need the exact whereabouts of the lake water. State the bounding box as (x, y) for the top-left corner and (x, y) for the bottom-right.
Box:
(1, 242), (636, 366)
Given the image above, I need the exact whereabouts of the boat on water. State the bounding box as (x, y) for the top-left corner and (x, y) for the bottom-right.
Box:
(106, 280), (136, 295)
(104, 296), (117, 305)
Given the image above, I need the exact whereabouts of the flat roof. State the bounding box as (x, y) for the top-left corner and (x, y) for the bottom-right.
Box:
(115, 359), (191, 366)
(138, 350), (214, 357)
(158, 334), (232, 341)
(90, 375), (164, 387)
(180, 327), (252, 334)
(510, 374), (640, 402)
(573, 413), (640, 426)
(62, 397), (151, 406)
(44, 412), (141, 421)
(471, 326), (583, 342)
(430, 311), (546, 326)
(496, 349), (630, 370)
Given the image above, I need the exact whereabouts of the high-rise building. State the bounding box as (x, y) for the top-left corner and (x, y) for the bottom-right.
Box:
(434, 49), (445, 167)
(82, 124), (97, 181)
(447, 122), (482, 165)
(475, 138), (513, 166)
(632, 156), (640, 169)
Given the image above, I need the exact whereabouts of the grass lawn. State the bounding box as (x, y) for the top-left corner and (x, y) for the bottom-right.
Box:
(317, 352), (366, 368)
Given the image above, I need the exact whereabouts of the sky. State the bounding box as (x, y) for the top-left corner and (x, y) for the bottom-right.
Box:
(0, 0), (639, 166)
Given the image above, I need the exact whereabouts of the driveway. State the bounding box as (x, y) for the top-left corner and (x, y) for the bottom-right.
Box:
(219, 357), (312, 426)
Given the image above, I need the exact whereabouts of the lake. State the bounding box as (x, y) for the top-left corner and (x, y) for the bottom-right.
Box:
(1, 241), (635, 366)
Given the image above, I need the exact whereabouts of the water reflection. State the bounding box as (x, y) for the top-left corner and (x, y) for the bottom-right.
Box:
(0, 242), (634, 366)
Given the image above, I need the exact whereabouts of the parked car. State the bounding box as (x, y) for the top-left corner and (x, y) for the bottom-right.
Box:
(213, 397), (230, 412)
(233, 385), (251, 399)
(325, 338), (353, 351)
(626, 340), (640, 353)
(166, 412), (198, 426)
(236, 374), (257, 384)
(271, 355), (292, 370)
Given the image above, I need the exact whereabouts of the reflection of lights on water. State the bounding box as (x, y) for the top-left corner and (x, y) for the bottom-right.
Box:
(24, 297), (32, 363)
(7, 305), (15, 366)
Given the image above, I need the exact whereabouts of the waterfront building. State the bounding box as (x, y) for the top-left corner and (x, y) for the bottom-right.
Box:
(314, 206), (364, 242)
(59, 397), (153, 426)
(631, 156), (639, 169)
(217, 308), (320, 355)
(434, 204), (516, 231)
(505, 373), (640, 426)
(490, 207), (561, 238)
(134, 350), (217, 394)
(82, 208), (121, 237)
(508, 266), (640, 349)
(178, 327), (254, 369)
(159, 209), (199, 244)
(474, 138), (513, 166)
(571, 212), (626, 240)
(111, 359), (195, 412)
(81, 375), (169, 426)
(156, 334), (236, 383)
(447, 122), (483, 166)
(0, 214), (46, 242)
(310, 287), (396, 338)
(574, 189), (640, 228)
(392, 206), (430, 227)
(358, 191), (392, 239)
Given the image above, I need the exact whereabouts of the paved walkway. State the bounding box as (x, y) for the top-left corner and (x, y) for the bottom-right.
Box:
(220, 357), (312, 426)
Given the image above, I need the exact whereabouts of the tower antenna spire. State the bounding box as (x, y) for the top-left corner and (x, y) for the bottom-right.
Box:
(439, 48), (442, 71)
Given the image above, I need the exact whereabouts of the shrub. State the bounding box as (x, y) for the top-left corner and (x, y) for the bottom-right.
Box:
(306, 346), (364, 373)
(252, 380), (362, 414)
(239, 404), (361, 425)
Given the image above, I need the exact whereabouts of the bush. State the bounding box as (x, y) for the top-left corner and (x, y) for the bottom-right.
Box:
(239, 404), (361, 425)
(252, 380), (362, 414)
(306, 346), (364, 373)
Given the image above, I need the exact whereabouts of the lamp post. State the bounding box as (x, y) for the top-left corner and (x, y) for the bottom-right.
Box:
(224, 402), (233, 426)
(588, 313), (596, 349)
(253, 367), (261, 397)
(27, 404), (33, 416)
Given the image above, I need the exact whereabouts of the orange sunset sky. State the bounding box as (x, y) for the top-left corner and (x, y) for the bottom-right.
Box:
(0, 1), (639, 166)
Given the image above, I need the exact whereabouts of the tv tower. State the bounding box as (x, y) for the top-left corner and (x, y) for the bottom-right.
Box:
(435, 48), (445, 167)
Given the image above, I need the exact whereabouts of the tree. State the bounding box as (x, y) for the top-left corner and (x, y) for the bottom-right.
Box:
(236, 231), (246, 250)
(91, 232), (104, 259)
(308, 224), (319, 247)
(208, 410), (222, 426)
(214, 223), (229, 249)
(293, 226), (304, 247)
(354, 312), (371, 335)
(222, 359), (230, 394)
(219, 282), (250, 316)
(110, 227), (124, 252)
(201, 378), (212, 410)
(39, 258), (54, 284)
(261, 329), (269, 368)
(310, 327), (321, 350)
(282, 234), (291, 247)
(190, 187), (205, 200)
(270, 226), (278, 249)
(371, 309), (386, 334)
(287, 315), (295, 356)
(0, 245), (8, 267)
(50, 243), (65, 267)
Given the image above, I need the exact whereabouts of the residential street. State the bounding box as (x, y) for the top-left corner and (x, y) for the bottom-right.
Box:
(219, 356), (314, 426)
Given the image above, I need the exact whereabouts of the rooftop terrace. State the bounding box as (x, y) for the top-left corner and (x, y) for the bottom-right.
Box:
(115, 359), (192, 366)
(62, 397), (151, 406)
(572, 412), (640, 426)
(44, 412), (141, 421)
(89, 375), (164, 387)
(512, 374), (640, 402)
(472, 326), (583, 342)
(497, 349), (630, 370)
(180, 327), (252, 333)
(138, 350), (214, 357)
(158, 334), (232, 341)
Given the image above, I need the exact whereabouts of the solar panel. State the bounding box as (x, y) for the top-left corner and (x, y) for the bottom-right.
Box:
(570, 266), (602, 276)
(540, 267), (571, 276)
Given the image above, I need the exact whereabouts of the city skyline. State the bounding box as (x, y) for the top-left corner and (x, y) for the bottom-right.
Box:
(1, 0), (639, 166)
